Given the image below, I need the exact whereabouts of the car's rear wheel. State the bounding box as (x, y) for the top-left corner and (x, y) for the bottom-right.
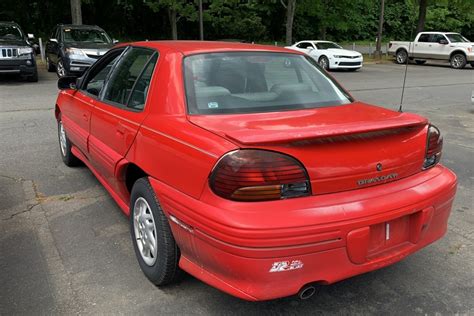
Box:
(130, 178), (181, 286)
(56, 58), (67, 78)
(46, 56), (55, 72)
(318, 56), (329, 70)
(57, 116), (80, 166)
(415, 60), (426, 65)
(396, 49), (408, 64)
(450, 53), (467, 69)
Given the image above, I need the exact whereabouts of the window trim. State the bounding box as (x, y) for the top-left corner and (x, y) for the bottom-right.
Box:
(98, 46), (158, 112)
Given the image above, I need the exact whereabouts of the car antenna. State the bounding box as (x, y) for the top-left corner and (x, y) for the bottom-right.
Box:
(398, 12), (416, 113)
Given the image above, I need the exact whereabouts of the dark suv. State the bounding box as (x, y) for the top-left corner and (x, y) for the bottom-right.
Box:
(45, 24), (116, 78)
(0, 21), (38, 82)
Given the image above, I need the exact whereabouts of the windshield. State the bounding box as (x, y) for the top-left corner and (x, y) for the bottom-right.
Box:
(62, 28), (111, 44)
(315, 42), (342, 49)
(184, 52), (352, 115)
(0, 25), (23, 40)
(446, 33), (469, 43)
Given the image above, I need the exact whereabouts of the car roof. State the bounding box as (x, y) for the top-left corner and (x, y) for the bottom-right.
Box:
(0, 21), (20, 26)
(121, 41), (304, 56)
(419, 31), (460, 34)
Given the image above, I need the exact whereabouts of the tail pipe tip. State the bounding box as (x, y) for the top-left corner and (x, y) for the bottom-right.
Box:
(298, 285), (317, 300)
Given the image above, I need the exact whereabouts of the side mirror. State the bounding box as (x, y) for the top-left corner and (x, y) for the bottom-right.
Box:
(439, 39), (448, 45)
(27, 33), (35, 40)
(58, 76), (78, 90)
(50, 38), (58, 43)
(113, 39), (119, 44)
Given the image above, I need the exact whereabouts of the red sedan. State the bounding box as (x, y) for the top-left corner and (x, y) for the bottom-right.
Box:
(55, 41), (457, 301)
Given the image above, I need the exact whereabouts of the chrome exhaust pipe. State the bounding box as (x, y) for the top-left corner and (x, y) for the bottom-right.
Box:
(298, 285), (316, 300)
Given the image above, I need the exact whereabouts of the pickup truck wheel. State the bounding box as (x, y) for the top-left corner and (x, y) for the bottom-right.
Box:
(396, 50), (408, 64)
(318, 56), (330, 70)
(450, 53), (466, 69)
(415, 60), (426, 65)
(130, 178), (182, 286)
(46, 56), (55, 72)
(57, 117), (81, 166)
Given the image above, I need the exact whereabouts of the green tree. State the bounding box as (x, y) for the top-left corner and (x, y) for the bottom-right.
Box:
(146, 0), (197, 39)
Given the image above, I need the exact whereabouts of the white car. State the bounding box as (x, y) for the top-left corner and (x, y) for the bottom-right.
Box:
(286, 40), (363, 71)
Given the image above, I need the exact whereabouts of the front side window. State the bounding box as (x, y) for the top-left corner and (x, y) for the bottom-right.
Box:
(315, 42), (342, 49)
(83, 51), (122, 96)
(62, 28), (111, 44)
(0, 25), (23, 41)
(184, 52), (352, 115)
(102, 47), (155, 106)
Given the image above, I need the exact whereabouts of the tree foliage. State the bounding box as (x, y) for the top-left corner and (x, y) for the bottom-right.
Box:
(0, 0), (472, 43)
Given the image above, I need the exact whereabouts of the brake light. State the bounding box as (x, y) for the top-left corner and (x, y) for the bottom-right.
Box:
(209, 150), (310, 201)
(423, 125), (443, 169)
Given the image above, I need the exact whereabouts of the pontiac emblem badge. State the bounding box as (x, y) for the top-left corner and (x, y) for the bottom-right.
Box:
(376, 163), (383, 171)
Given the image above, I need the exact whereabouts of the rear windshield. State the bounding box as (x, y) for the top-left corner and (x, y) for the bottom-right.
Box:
(184, 52), (352, 115)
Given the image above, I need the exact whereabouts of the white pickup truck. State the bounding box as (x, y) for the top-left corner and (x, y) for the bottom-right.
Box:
(388, 32), (474, 69)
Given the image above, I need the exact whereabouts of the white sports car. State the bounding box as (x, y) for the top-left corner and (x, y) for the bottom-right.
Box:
(286, 40), (363, 71)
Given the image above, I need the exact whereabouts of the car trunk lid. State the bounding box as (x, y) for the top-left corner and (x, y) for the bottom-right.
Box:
(188, 102), (428, 195)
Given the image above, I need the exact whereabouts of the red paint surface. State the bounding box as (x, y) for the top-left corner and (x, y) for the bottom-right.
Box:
(56, 41), (457, 301)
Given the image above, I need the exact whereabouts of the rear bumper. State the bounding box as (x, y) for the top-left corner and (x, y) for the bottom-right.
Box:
(150, 165), (457, 301)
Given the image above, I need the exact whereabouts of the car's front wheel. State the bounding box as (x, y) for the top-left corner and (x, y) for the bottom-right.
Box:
(450, 53), (467, 69)
(56, 58), (68, 78)
(57, 116), (80, 166)
(318, 56), (330, 70)
(130, 178), (181, 286)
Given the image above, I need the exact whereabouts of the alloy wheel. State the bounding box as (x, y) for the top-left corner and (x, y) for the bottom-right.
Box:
(133, 197), (158, 266)
(396, 51), (407, 64)
(319, 57), (329, 70)
(59, 121), (67, 157)
(57, 60), (66, 77)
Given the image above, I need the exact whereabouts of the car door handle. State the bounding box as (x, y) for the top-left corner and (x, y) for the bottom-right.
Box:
(82, 114), (89, 122)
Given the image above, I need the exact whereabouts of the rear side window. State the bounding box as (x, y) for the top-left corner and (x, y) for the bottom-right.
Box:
(127, 54), (158, 110)
(102, 47), (155, 106)
(418, 34), (431, 42)
(184, 52), (352, 115)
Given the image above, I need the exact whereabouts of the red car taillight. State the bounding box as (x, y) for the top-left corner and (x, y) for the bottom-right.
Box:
(209, 150), (311, 202)
(423, 125), (443, 170)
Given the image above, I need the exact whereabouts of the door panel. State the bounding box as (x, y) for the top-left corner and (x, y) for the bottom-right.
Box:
(60, 91), (93, 157)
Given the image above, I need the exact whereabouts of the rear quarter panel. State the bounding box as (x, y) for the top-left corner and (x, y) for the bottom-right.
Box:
(125, 50), (236, 199)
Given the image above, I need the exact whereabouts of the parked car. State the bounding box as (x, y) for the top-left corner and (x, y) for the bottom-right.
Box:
(0, 21), (38, 81)
(286, 40), (363, 71)
(388, 32), (474, 69)
(45, 24), (116, 78)
(54, 41), (457, 301)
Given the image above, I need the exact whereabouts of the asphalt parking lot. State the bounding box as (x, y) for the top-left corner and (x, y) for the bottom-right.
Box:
(1, 61), (473, 315)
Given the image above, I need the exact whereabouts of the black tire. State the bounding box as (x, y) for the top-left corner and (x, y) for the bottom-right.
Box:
(415, 60), (426, 65)
(26, 70), (38, 82)
(46, 56), (55, 72)
(57, 116), (81, 167)
(56, 58), (68, 78)
(395, 49), (408, 64)
(450, 53), (467, 69)
(130, 178), (181, 286)
(318, 55), (330, 70)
